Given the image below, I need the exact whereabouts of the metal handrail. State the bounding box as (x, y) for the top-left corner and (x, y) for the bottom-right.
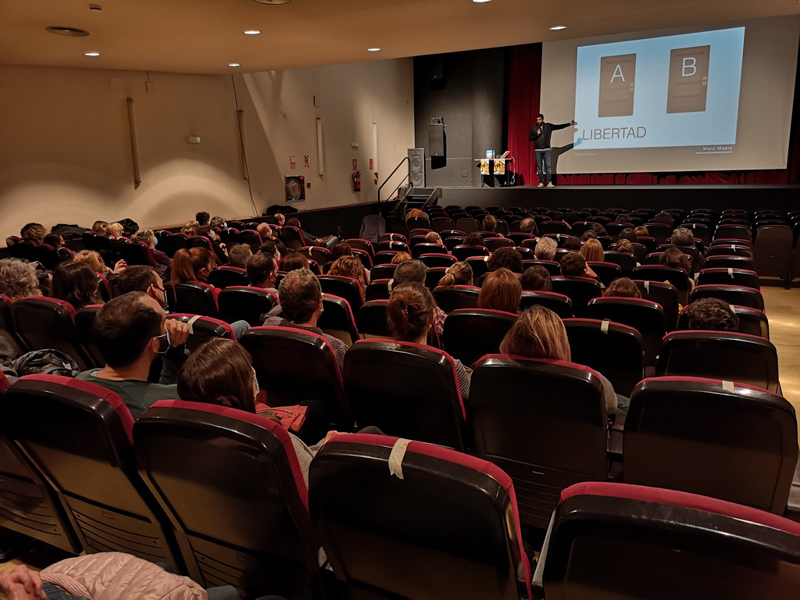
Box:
(377, 156), (410, 206)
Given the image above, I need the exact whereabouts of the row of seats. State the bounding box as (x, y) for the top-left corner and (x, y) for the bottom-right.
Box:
(2, 375), (799, 599)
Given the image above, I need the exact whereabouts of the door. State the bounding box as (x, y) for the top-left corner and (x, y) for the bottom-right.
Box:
(598, 54), (636, 118)
(667, 45), (710, 113)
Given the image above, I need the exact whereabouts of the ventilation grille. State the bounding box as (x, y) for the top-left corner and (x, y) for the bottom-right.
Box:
(45, 26), (90, 37)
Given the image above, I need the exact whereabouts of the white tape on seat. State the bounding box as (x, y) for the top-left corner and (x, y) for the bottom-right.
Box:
(186, 314), (202, 335)
(728, 268), (734, 277)
(722, 380), (735, 393)
(388, 438), (412, 480)
(601, 319), (610, 334)
(644, 280), (650, 294)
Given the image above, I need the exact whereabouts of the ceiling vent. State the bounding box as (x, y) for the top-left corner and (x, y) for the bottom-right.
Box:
(252, 0), (292, 4)
(45, 26), (90, 37)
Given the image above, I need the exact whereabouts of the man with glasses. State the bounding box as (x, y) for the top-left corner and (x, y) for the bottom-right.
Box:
(77, 292), (190, 418)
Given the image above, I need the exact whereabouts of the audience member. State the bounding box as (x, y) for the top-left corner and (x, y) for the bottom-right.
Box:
(328, 255), (368, 290)
(77, 292), (190, 418)
(519, 217), (537, 235)
(0, 258), (42, 301)
(181, 220), (200, 237)
(681, 298), (739, 331)
(210, 215), (226, 229)
(618, 227), (637, 242)
(131, 228), (171, 276)
(227, 244), (253, 269)
(246, 252), (278, 292)
(258, 240), (281, 261)
(74, 249), (126, 277)
(275, 212), (286, 227)
(330, 243), (353, 261)
(560, 251), (598, 280)
(195, 211), (210, 226)
(106, 222), (125, 238)
(548, 211), (571, 229)
(580, 238), (604, 262)
(390, 260), (446, 335)
(482, 214), (502, 236)
(603, 277), (641, 298)
(534, 237), (557, 260)
(499, 306), (621, 416)
(671, 227), (695, 248)
(563, 236), (582, 251)
(91, 220), (108, 235)
(653, 212), (674, 227)
(437, 262), (473, 287)
(281, 252), (310, 272)
(520, 265), (552, 291)
(634, 225), (649, 237)
(262, 268), (348, 370)
(406, 208), (429, 222)
(479, 268), (521, 313)
(487, 247), (523, 273)
(387, 283), (470, 400)
(285, 217), (338, 248)
(115, 265), (169, 309)
(660, 246), (692, 275)
(170, 247), (216, 285)
(615, 214), (631, 224)
(21, 223), (47, 244)
(43, 233), (64, 249)
(424, 231), (443, 245)
(464, 232), (485, 247)
(256, 222), (287, 255)
(50, 261), (103, 310)
(391, 251), (412, 265)
(613, 239), (635, 255)
(581, 230), (598, 242)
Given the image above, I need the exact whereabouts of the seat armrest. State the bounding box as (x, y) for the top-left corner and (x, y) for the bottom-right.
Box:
(784, 456), (800, 522)
(530, 511), (555, 599)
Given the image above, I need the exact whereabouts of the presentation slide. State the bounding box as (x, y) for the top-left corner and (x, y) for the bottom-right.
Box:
(541, 17), (800, 174)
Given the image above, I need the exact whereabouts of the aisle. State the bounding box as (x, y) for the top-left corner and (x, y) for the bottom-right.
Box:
(762, 287), (800, 427)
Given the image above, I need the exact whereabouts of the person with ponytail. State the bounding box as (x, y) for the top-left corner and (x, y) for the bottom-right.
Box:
(387, 282), (471, 400)
(437, 261), (474, 288)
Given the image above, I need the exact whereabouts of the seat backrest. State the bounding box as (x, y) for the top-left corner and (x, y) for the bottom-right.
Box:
(207, 266), (249, 289)
(317, 275), (363, 312)
(167, 313), (235, 350)
(551, 277), (603, 317)
(624, 377), (797, 512)
(0, 294), (26, 354)
(730, 305), (770, 339)
(346, 238), (375, 256)
(441, 309), (517, 366)
(657, 330), (780, 392)
(318, 294), (359, 346)
(11, 297), (95, 370)
(755, 224), (793, 282)
(563, 318), (644, 397)
(690, 284), (764, 310)
(309, 433), (531, 600)
(343, 340), (467, 450)
(411, 242), (443, 259)
(218, 286), (278, 326)
(703, 254), (757, 271)
(468, 355), (609, 528)
(465, 255), (491, 279)
(279, 225), (305, 250)
(634, 279), (680, 330)
(452, 244), (489, 262)
(586, 297), (665, 366)
(519, 291), (574, 318)
(74, 305), (105, 367)
(134, 400), (324, 599)
(602, 251), (638, 275)
(697, 268), (760, 289)
(707, 244), (754, 257)
(373, 251), (399, 266)
(587, 261), (623, 286)
(715, 224), (752, 242)
(165, 281), (220, 318)
(240, 326), (349, 423)
(239, 229), (264, 253)
(540, 481), (800, 600)
(2, 375), (180, 568)
(356, 300), (391, 338)
(420, 253), (457, 269)
(433, 285), (481, 313)
(364, 278), (391, 301)
(121, 241), (157, 267)
(455, 217), (480, 234)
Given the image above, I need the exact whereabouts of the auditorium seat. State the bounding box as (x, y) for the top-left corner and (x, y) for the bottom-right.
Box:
(346, 238), (375, 256)
(586, 297), (666, 367)
(485, 237), (514, 252)
(532, 481), (800, 600)
(2, 375), (181, 569)
(452, 244), (489, 262)
(715, 224), (752, 242)
(539, 221), (571, 235)
(431, 216), (455, 232)
(407, 216), (430, 230)
(372, 251), (398, 266)
(731, 305), (770, 339)
(165, 281), (220, 318)
(634, 280), (681, 331)
(364, 278), (391, 301)
(0, 294), (26, 354)
(309, 434), (532, 600)
(11, 297), (95, 370)
(425, 267), (448, 290)
(632, 265), (692, 304)
(755, 224), (793, 287)
(350, 248), (373, 269)
(167, 313), (236, 350)
(420, 253), (457, 269)
(697, 267), (760, 289)
(587, 261), (623, 286)
(240, 326), (349, 425)
(657, 330), (780, 393)
(207, 265), (249, 288)
(441, 308), (517, 366)
(343, 340), (468, 450)
(522, 259), (560, 276)
(704, 254), (757, 271)
(318, 294), (359, 346)
(443, 235), (466, 251)
(623, 376), (796, 513)
(602, 251), (638, 275)
(134, 400), (325, 599)
(356, 300), (391, 338)
(317, 275), (363, 312)
(461, 255), (488, 281)
(218, 286), (278, 326)
(707, 243), (754, 257)
(379, 233), (409, 245)
(185, 235), (215, 255)
(218, 227), (240, 245)
(690, 284), (765, 310)
(563, 318), (644, 396)
(411, 242), (443, 259)
(519, 291), (574, 318)
(376, 240), (408, 254)
(433, 285), (481, 313)
(455, 217), (481, 234)
(279, 225), (305, 250)
(508, 232), (534, 245)
(551, 276), (603, 317)
(299, 245), (331, 266)
(643, 222), (673, 244)
(468, 355), (610, 529)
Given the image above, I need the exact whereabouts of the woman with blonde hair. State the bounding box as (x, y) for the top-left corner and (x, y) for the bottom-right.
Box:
(499, 305), (621, 416)
(106, 222), (125, 238)
(580, 238), (604, 262)
(437, 262), (473, 287)
(0, 258), (42, 302)
(181, 220), (200, 237)
(328, 255), (368, 291)
(478, 268), (521, 314)
(74, 249), (127, 276)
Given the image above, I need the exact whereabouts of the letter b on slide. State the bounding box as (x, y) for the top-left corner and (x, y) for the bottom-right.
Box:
(668, 45), (710, 113)
(599, 54), (636, 117)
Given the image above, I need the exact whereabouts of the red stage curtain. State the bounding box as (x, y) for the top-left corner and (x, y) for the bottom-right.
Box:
(506, 44), (542, 186)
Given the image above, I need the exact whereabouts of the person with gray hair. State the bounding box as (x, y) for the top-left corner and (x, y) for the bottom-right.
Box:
(519, 217), (537, 235)
(671, 227), (694, 248)
(0, 258), (42, 302)
(534, 236), (557, 261)
(262, 268), (347, 370)
(132, 228), (171, 276)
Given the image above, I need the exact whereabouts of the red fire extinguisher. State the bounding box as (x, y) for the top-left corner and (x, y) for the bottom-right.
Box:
(352, 171), (361, 192)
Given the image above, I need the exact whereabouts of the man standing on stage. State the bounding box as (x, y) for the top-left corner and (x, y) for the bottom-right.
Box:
(529, 114), (576, 188)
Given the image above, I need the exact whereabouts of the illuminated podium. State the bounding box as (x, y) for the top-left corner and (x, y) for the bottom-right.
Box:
(475, 157), (515, 187)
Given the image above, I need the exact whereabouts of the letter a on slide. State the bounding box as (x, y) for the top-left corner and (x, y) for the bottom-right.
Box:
(599, 54), (636, 117)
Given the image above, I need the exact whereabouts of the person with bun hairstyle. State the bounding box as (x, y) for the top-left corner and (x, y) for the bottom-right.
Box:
(387, 282), (471, 400)
(499, 305), (623, 417)
(437, 262), (473, 287)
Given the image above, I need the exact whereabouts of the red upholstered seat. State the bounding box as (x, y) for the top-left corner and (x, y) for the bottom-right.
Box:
(218, 285), (278, 326)
(433, 285), (481, 313)
(318, 294), (359, 346)
(441, 308), (517, 367)
(586, 297), (666, 367)
(207, 265), (249, 289)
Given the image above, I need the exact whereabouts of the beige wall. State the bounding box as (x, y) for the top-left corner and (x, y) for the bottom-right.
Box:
(0, 60), (414, 242)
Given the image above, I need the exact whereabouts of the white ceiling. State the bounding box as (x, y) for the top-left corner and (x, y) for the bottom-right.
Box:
(2, 0), (800, 75)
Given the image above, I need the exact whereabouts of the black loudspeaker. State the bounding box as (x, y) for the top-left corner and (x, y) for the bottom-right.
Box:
(428, 124), (445, 157)
(408, 148), (425, 187)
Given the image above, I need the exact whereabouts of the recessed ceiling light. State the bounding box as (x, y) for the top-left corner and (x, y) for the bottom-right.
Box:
(45, 26), (90, 37)
(243, 30), (261, 35)
(367, 47), (381, 52)
(473, 0), (492, 3)
(252, 0), (291, 4)
(85, 52), (101, 57)
(229, 63), (241, 67)
(550, 25), (567, 30)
